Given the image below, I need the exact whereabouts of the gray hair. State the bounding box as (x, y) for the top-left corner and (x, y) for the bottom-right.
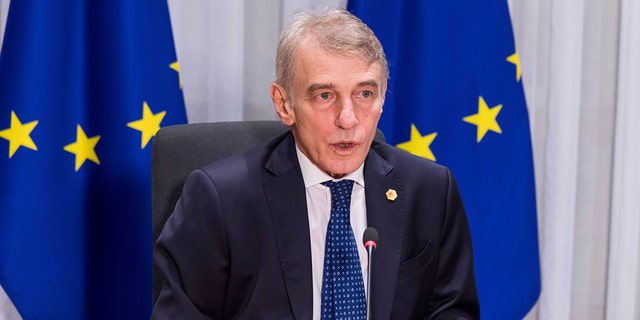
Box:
(274, 7), (389, 92)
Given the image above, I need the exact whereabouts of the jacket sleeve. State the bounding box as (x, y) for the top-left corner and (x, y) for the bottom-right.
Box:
(151, 169), (229, 319)
(428, 168), (480, 319)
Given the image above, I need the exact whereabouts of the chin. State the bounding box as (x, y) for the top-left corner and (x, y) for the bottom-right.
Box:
(326, 163), (361, 178)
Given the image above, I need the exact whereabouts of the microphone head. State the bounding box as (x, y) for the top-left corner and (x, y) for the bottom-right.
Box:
(363, 227), (379, 249)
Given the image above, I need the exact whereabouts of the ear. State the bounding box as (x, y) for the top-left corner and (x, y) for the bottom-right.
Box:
(271, 83), (295, 126)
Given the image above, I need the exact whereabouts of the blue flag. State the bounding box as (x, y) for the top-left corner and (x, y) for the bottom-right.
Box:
(0, 0), (186, 318)
(349, 0), (540, 318)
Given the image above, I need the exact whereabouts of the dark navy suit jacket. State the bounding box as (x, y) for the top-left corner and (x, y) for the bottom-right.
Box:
(152, 132), (479, 319)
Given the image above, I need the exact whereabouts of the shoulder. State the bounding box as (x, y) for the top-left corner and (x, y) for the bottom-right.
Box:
(369, 140), (452, 181)
(193, 131), (294, 185)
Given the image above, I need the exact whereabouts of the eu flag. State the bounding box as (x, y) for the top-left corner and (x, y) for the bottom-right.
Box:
(349, 0), (540, 318)
(0, 0), (186, 318)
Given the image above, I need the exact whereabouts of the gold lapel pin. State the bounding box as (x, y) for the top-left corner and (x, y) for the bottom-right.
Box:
(386, 189), (398, 201)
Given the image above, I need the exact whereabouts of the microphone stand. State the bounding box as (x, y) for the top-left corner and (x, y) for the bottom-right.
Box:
(362, 227), (378, 320)
(366, 244), (373, 320)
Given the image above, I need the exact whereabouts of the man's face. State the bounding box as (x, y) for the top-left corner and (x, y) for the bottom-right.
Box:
(271, 39), (385, 178)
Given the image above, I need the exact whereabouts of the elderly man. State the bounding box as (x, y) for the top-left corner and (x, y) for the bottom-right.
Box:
(152, 7), (479, 319)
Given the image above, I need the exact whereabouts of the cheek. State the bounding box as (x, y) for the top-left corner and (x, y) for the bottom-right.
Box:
(300, 112), (334, 133)
(358, 106), (382, 124)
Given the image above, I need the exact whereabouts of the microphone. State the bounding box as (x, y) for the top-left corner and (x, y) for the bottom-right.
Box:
(363, 227), (378, 320)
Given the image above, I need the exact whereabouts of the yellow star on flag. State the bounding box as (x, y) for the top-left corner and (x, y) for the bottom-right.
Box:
(170, 61), (182, 89)
(463, 96), (503, 143)
(169, 61), (179, 73)
(127, 101), (166, 149)
(0, 110), (39, 158)
(507, 52), (522, 82)
(64, 125), (101, 171)
(396, 124), (437, 161)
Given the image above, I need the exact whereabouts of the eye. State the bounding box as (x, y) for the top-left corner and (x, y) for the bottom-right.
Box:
(319, 92), (331, 100)
(360, 90), (373, 98)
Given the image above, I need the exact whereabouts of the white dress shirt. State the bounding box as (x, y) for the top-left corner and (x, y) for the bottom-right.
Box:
(295, 145), (368, 320)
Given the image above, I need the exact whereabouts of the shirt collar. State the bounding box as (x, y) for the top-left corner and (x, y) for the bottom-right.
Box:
(295, 143), (365, 188)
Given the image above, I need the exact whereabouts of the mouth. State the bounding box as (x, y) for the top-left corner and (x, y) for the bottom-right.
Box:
(332, 142), (357, 152)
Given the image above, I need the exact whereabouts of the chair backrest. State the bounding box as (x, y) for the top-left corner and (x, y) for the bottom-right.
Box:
(151, 120), (385, 300)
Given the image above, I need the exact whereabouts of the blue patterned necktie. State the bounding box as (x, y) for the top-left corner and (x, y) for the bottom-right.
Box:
(320, 180), (366, 320)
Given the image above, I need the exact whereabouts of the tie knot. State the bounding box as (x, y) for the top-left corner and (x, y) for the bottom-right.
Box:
(322, 179), (354, 196)
(322, 179), (354, 210)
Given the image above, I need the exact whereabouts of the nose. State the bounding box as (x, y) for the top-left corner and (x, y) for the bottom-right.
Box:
(336, 98), (358, 129)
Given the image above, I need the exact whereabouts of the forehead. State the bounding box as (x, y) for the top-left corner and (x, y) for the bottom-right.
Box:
(292, 39), (383, 88)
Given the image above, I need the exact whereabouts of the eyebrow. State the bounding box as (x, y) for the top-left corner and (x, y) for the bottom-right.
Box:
(306, 83), (334, 96)
(357, 80), (380, 91)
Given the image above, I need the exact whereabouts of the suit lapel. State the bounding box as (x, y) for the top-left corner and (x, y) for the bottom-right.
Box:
(262, 133), (313, 319)
(364, 148), (406, 320)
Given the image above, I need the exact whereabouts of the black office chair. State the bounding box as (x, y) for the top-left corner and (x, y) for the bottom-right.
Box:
(151, 120), (385, 301)
(151, 120), (290, 300)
